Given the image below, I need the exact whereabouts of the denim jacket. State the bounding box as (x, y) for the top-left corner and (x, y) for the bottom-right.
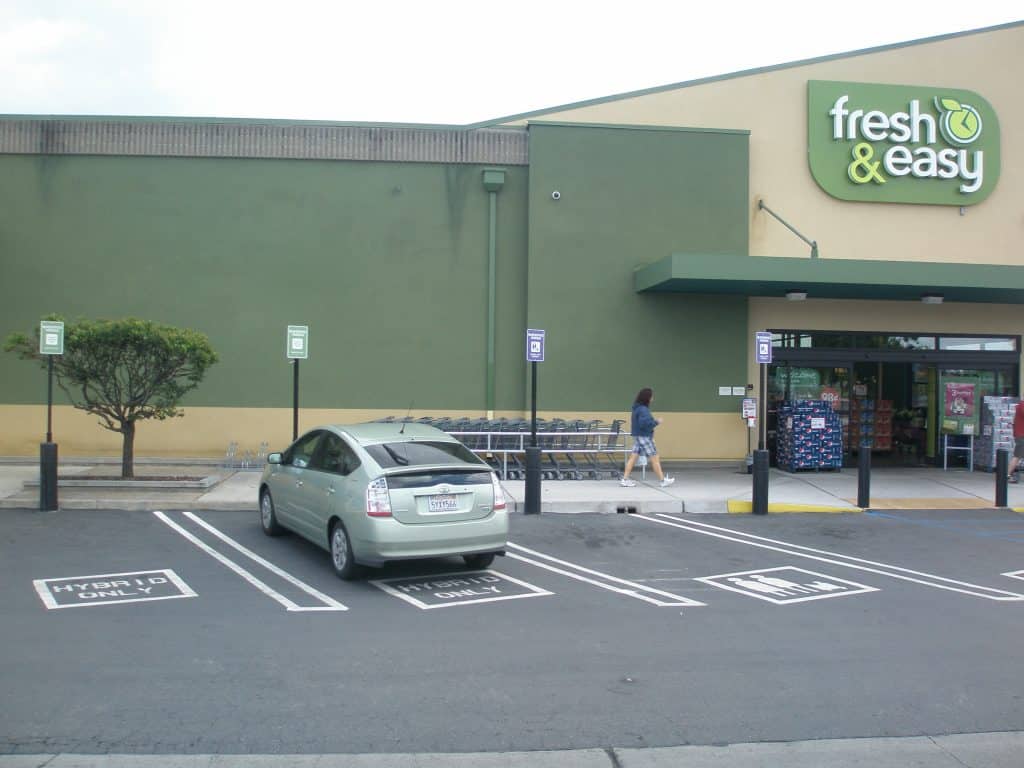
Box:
(631, 403), (657, 438)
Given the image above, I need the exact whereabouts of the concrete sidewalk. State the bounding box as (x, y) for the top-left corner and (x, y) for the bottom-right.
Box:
(1, 731), (1023, 767)
(1, 457), (1022, 514)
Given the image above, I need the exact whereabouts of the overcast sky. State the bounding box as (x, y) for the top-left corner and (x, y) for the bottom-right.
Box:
(0, 1), (1020, 125)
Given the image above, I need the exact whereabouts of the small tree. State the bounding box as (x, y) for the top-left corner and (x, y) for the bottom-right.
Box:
(5, 315), (218, 478)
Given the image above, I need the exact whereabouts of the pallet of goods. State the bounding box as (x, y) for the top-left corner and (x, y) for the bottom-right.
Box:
(849, 399), (893, 451)
(776, 400), (843, 472)
(977, 396), (1017, 471)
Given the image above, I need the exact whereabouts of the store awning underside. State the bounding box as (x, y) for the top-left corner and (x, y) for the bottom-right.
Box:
(634, 253), (1024, 304)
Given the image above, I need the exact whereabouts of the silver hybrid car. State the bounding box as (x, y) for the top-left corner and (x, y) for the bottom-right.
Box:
(258, 423), (509, 579)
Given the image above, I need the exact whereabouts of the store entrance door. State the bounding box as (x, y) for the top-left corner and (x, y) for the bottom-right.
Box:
(766, 332), (1020, 469)
(769, 363), (852, 465)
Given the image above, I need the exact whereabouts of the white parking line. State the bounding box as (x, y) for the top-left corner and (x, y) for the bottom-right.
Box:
(635, 515), (1024, 602)
(153, 511), (348, 612)
(506, 542), (705, 607)
(182, 512), (348, 610)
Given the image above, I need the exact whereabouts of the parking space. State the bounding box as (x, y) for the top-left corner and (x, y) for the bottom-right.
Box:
(9, 507), (1024, 620)
(2, 506), (1024, 755)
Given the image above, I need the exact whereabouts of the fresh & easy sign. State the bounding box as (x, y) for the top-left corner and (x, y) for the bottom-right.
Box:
(808, 80), (1000, 205)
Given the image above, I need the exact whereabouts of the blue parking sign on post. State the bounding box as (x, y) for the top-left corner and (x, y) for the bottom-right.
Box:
(526, 329), (545, 362)
(755, 331), (772, 364)
(753, 331), (772, 513)
(525, 329), (545, 515)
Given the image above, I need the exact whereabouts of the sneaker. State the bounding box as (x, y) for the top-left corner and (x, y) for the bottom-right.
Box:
(660, 477), (676, 487)
(620, 478), (637, 487)
(1009, 474), (1018, 484)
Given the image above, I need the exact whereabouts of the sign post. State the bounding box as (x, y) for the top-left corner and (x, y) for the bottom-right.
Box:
(286, 326), (308, 442)
(524, 329), (545, 515)
(742, 396), (757, 473)
(753, 331), (772, 515)
(39, 320), (64, 512)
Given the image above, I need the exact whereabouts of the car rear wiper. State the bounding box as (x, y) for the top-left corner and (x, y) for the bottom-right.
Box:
(382, 443), (410, 466)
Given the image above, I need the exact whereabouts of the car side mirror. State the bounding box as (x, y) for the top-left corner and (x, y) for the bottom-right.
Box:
(267, 452), (282, 465)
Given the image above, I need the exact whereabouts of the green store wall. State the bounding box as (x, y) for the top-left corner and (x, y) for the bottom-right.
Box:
(525, 122), (750, 412)
(0, 154), (529, 412)
(2, 121), (753, 457)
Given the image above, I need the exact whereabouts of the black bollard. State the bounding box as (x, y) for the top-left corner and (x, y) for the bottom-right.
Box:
(995, 448), (1009, 508)
(857, 442), (871, 509)
(525, 446), (542, 515)
(40, 442), (58, 512)
(752, 449), (769, 515)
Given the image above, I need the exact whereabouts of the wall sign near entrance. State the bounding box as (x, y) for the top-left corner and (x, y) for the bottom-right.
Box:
(808, 80), (1000, 205)
(755, 332), (772, 365)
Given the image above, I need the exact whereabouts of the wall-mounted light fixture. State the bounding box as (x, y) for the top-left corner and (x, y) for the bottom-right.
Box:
(921, 294), (944, 304)
(785, 290), (808, 301)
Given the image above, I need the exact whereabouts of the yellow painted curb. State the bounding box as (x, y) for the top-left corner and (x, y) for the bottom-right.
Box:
(1013, 508), (1024, 514)
(847, 497), (992, 510)
(727, 500), (861, 514)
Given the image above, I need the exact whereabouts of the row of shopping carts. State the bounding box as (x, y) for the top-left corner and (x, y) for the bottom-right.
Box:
(222, 441), (270, 469)
(374, 415), (629, 480)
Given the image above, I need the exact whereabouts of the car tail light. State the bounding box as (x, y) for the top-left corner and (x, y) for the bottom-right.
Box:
(491, 473), (506, 512)
(366, 477), (392, 517)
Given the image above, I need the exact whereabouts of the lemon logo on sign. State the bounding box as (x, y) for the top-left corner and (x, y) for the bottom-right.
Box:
(807, 81), (1000, 206)
(936, 97), (983, 146)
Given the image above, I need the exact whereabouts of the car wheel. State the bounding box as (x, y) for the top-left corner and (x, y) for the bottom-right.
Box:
(463, 553), (495, 570)
(260, 490), (284, 536)
(330, 521), (360, 580)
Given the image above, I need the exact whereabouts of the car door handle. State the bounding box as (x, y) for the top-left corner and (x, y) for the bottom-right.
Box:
(327, 486), (336, 495)
(295, 480), (303, 488)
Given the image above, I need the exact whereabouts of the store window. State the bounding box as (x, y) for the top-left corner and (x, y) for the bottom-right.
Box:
(773, 331), (1018, 354)
(938, 337), (1016, 352)
(766, 330), (1020, 468)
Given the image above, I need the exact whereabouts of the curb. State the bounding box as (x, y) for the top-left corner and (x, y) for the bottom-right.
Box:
(23, 476), (223, 489)
(3, 499), (684, 515)
(727, 500), (861, 514)
(0, 499), (253, 512)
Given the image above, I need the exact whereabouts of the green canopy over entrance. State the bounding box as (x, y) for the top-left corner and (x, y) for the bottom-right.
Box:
(634, 253), (1024, 304)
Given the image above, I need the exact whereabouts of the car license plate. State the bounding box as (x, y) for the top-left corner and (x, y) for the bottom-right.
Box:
(427, 494), (458, 512)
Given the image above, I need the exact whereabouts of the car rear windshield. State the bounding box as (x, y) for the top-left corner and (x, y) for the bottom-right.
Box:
(365, 440), (486, 469)
(387, 471), (493, 489)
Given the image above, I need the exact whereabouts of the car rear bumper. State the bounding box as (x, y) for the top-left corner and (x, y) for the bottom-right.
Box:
(352, 511), (509, 566)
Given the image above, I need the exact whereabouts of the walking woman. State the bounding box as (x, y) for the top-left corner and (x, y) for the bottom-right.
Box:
(621, 387), (675, 487)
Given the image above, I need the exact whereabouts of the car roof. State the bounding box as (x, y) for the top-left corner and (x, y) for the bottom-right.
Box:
(328, 422), (457, 446)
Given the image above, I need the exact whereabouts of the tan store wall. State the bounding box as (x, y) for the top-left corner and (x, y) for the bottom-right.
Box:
(511, 25), (1023, 267)
(0, 406), (747, 461)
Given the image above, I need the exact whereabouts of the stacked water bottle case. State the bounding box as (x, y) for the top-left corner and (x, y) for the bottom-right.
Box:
(776, 400), (843, 472)
(849, 399), (893, 451)
(977, 396), (1018, 471)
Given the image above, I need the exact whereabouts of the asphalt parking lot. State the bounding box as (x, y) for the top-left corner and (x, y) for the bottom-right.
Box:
(2, 507), (1024, 756)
